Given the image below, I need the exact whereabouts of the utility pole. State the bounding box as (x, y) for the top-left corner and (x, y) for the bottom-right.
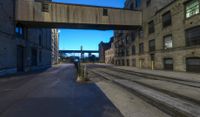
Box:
(80, 45), (84, 62)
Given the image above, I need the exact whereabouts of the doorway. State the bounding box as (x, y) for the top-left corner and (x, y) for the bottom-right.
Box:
(31, 48), (37, 66)
(17, 46), (24, 72)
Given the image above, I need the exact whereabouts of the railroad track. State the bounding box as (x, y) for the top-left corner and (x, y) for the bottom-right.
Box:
(88, 65), (200, 88)
(88, 67), (200, 117)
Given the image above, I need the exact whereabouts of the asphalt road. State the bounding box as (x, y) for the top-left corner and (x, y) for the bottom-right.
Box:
(0, 64), (123, 117)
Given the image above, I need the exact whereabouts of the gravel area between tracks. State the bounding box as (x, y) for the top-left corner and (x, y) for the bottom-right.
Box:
(114, 66), (200, 83)
(97, 68), (200, 103)
(90, 69), (200, 117)
(88, 72), (171, 117)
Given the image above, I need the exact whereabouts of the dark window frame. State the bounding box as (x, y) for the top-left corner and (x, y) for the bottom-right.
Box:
(139, 43), (144, 54)
(132, 45), (136, 55)
(103, 9), (108, 16)
(39, 35), (42, 46)
(39, 51), (42, 63)
(186, 57), (200, 73)
(15, 25), (25, 39)
(42, 2), (49, 12)
(162, 11), (172, 28)
(163, 58), (174, 71)
(148, 20), (155, 34)
(149, 39), (155, 52)
(146, 0), (151, 7)
(185, 26), (200, 46)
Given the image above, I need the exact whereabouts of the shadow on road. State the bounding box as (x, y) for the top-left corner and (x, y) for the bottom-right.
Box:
(0, 64), (123, 117)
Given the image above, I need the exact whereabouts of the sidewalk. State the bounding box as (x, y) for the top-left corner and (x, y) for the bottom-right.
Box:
(114, 66), (200, 82)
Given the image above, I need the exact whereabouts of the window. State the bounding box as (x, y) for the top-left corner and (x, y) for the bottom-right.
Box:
(42, 2), (49, 12)
(139, 43), (144, 54)
(138, 29), (144, 38)
(162, 11), (172, 28)
(164, 35), (173, 49)
(125, 35), (129, 44)
(135, 0), (141, 9)
(15, 26), (24, 38)
(39, 35), (42, 46)
(39, 51), (42, 63)
(148, 21), (155, 34)
(150, 54), (155, 61)
(131, 32), (136, 41)
(186, 26), (200, 46)
(126, 48), (129, 56)
(146, 0), (151, 7)
(130, 3), (134, 10)
(186, 57), (200, 73)
(149, 39), (155, 52)
(132, 45), (136, 55)
(126, 59), (130, 66)
(122, 59), (125, 66)
(186, 0), (200, 18)
(132, 59), (136, 67)
(164, 58), (173, 70)
(103, 9), (108, 16)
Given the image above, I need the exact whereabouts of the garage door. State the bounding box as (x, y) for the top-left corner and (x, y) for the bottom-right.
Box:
(186, 57), (200, 73)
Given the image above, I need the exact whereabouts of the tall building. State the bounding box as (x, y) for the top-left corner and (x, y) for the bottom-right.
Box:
(113, 0), (200, 72)
(51, 29), (59, 65)
(0, 0), (55, 76)
(105, 42), (115, 64)
(99, 37), (114, 63)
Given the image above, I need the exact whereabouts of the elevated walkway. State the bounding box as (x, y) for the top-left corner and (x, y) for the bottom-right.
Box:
(15, 0), (142, 30)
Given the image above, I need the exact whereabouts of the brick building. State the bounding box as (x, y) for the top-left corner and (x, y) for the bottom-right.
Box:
(99, 37), (114, 63)
(0, 0), (58, 76)
(114, 0), (200, 72)
(105, 42), (115, 64)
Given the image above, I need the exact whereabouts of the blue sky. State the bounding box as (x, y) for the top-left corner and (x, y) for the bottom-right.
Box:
(53, 0), (125, 50)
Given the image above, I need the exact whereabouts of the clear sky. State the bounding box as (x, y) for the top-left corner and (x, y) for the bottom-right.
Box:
(53, 0), (125, 50)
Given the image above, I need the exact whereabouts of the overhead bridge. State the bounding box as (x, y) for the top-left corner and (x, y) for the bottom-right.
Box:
(15, 0), (142, 30)
(59, 50), (99, 54)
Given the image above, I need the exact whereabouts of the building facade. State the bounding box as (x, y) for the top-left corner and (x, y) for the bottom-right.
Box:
(0, 0), (57, 76)
(113, 0), (200, 72)
(99, 37), (114, 63)
(51, 29), (59, 65)
(105, 42), (115, 64)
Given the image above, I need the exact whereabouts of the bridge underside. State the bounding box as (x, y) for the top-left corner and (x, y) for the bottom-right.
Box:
(17, 21), (141, 30)
(16, 0), (142, 30)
